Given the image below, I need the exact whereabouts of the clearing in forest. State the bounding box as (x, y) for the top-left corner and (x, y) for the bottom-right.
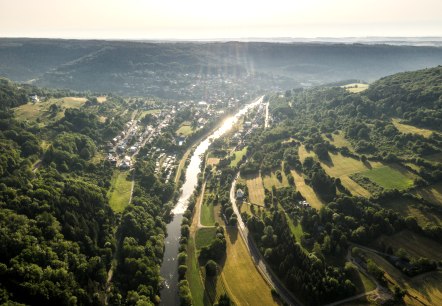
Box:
(358, 165), (414, 190)
(14, 96), (87, 123)
(108, 170), (132, 212)
(340, 175), (371, 197)
(392, 118), (435, 138)
(290, 170), (323, 209)
(323, 131), (354, 150)
(341, 83), (369, 93)
(176, 121), (194, 136)
(230, 146), (247, 168)
(320, 152), (383, 178)
(244, 174), (265, 206)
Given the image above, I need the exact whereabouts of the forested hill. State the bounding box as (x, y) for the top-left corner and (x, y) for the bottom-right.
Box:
(0, 81), (174, 305)
(364, 66), (442, 130)
(1, 38), (442, 97)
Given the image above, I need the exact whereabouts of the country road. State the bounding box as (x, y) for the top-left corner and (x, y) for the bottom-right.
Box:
(230, 174), (303, 306)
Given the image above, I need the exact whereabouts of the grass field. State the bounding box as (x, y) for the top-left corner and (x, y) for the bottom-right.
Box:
(14, 97), (87, 124)
(200, 194), (215, 226)
(195, 228), (217, 249)
(298, 145), (315, 163)
(186, 236), (205, 306)
(291, 170), (323, 209)
(219, 227), (280, 306)
(374, 230), (442, 261)
(262, 168), (290, 190)
(207, 157), (220, 166)
(384, 199), (442, 227)
(96, 96), (107, 103)
(414, 182), (442, 207)
(321, 152), (383, 178)
(176, 121), (194, 136)
(323, 131), (354, 150)
(342, 83), (369, 93)
(108, 170), (132, 212)
(392, 118), (434, 138)
(359, 165), (414, 190)
(230, 146), (247, 168)
(340, 175), (371, 197)
(244, 174), (265, 206)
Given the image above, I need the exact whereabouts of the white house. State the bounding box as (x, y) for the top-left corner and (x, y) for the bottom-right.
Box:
(236, 189), (244, 200)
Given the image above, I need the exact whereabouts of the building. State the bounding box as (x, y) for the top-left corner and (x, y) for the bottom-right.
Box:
(236, 189), (244, 200)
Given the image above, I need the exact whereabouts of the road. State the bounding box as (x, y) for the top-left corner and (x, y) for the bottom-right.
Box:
(230, 175), (304, 306)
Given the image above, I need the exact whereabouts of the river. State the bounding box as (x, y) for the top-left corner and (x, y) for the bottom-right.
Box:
(159, 96), (263, 305)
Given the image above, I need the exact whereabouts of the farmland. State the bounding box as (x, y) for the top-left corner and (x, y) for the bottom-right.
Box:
(320, 152), (383, 178)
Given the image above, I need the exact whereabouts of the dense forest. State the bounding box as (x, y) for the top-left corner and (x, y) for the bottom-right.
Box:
(0, 79), (176, 305)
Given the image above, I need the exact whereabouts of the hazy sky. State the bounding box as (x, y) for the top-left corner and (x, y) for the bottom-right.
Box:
(1, 0), (441, 39)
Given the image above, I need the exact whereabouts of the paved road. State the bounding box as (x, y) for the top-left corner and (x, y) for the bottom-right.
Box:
(230, 175), (304, 306)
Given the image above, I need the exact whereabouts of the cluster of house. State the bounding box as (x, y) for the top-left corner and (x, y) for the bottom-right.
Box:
(231, 103), (266, 148)
(153, 152), (177, 183)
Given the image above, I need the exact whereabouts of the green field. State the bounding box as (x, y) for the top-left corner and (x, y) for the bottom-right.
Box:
(14, 97), (87, 124)
(219, 227), (280, 306)
(392, 118), (435, 138)
(321, 152), (383, 178)
(200, 194), (215, 226)
(176, 121), (194, 136)
(230, 146), (247, 167)
(359, 165), (414, 190)
(323, 131), (354, 150)
(195, 228), (217, 249)
(108, 170), (133, 212)
(262, 166), (290, 190)
(186, 236), (205, 306)
(340, 175), (371, 197)
(291, 170), (323, 210)
(244, 174), (265, 206)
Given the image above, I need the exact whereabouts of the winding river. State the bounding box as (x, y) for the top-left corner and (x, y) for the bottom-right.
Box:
(159, 96), (263, 305)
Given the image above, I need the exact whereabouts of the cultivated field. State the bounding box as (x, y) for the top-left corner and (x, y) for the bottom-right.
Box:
(107, 170), (132, 212)
(244, 174), (265, 205)
(290, 170), (323, 209)
(392, 118), (435, 138)
(359, 165), (414, 190)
